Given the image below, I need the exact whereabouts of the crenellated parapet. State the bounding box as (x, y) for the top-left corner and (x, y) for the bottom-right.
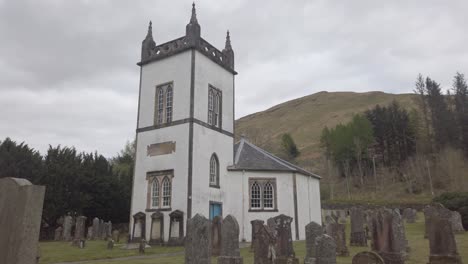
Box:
(138, 3), (236, 74)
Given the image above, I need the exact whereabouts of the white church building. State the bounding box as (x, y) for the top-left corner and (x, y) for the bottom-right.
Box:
(129, 4), (321, 245)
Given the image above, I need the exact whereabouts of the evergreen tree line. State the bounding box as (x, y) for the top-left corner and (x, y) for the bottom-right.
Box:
(0, 138), (135, 228)
(320, 72), (468, 190)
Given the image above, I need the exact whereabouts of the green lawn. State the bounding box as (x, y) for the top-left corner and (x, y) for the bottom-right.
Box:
(40, 213), (467, 264)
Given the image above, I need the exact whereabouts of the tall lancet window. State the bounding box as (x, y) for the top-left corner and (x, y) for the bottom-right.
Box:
(152, 179), (159, 208)
(166, 87), (173, 123)
(263, 182), (274, 209)
(250, 182), (261, 209)
(162, 177), (171, 208)
(209, 154), (219, 187)
(207, 85), (222, 128)
(154, 82), (174, 125)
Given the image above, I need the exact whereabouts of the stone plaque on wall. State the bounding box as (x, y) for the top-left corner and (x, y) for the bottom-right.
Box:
(147, 141), (176, 156)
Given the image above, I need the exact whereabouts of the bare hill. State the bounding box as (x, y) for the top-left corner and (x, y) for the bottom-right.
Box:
(235, 91), (416, 173)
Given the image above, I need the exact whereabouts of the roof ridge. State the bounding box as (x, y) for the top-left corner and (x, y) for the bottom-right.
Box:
(242, 140), (295, 170)
(234, 138), (245, 165)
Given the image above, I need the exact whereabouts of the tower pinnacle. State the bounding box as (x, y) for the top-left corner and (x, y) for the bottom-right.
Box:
(186, 2), (201, 41)
(141, 20), (156, 61)
(222, 30), (234, 69)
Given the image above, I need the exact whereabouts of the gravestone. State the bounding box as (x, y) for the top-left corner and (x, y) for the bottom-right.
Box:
(450, 211), (465, 233)
(268, 214), (299, 264)
(325, 215), (335, 226)
(87, 227), (93, 240)
(365, 210), (374, 239)
(402, 208), (416, 223)
(304, 221), (323, 264)
(370, 208), (406, 264)
(54, 226), (63, 241)
(212, 215), (223, 256)
(424, 204), (458, 238)
(218, 215), (243, 264)
(107, 239), (114, 250)
(107, 221), (112, 239)
(251, 220), (265, 252)
(352, 251), (384, 264)
(100, 220), (107, 240)
(139, 239), (146, 254)
(325, 223), (349, 257)
(92, 217), (100, 240)
(427, 205), (462, 264)
(350, 207), (367, 246)
(315, 234), (336, 264)
(185, 214), (211, 264)
(74, 216), (87, 241)
(0, 177), (46, 264)
(63, 215), (73, 241)
(79, 239), (85, 249)
(112, 230), (120, 242)
(252, 225), (275, 264)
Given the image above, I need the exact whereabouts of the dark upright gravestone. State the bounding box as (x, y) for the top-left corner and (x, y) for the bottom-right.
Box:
(92, 217), (100, 240)
(86, 227), (93, 240)
(304, 221), (323, 264)
(218, 215), (243, 264)
(268, 214), (299, 264)
(63, 215), (73, 241)
(74, 216), (87, 241)
(54, 226), (63, 241)
(212, 215), (223, 256)
(350, 207), (367, 246)
(325, 222), (349, 257)
(185, 214), (211, 264)
(427, 205), (462, 264)
(251, 220), (265, 252)
(370, 208), (406, 264)
(352, 251), (384, 264)
(99, 219), (105, 239)
(315, 234), (336, 264)
(253, 224), (275, 264)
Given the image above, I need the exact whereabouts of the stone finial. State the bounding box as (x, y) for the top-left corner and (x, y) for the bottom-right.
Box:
(222, 30), (234, 69)
(186, 3), (201, 42)
(141, 21), (156, 61)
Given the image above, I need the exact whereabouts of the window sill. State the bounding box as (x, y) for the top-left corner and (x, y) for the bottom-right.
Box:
(209, 184), (220, 189)
(146, 207), (172, 212)
(248, 209), (278, 212)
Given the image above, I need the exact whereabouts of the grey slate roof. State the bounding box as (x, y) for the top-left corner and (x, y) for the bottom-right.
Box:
(228, 137), (321, 179)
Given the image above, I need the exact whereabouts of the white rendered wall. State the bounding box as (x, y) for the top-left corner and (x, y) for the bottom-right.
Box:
(193, 51), (234, 133)
(138, 51), (192, 129)
(190, 124), (234, 217)
(225, 171), (321, 241)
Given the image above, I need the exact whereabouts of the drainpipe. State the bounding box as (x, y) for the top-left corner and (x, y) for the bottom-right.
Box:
(241, 170), (245, 241)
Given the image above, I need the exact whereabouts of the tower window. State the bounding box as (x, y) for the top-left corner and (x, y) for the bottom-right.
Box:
(208, 86), (222, 128)
(147, 170), (173, 209)
(249, 178), (277, 211)
(154, 82), (174, 125)
(209, 154), (219, 187)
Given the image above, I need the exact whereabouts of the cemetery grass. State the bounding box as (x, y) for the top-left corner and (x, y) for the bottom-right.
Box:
(41, 213), (468, 264)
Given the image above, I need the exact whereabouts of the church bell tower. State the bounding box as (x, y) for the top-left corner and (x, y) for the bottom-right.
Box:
(129, 3), (236, 244)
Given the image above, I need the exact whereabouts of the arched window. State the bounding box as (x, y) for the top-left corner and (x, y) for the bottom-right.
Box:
(162, 177), (171, 207)
(208, 89), (214, 124)
(157, 88), (164, 124)
(152, 179), (160, 208)
(166, 86), (173, 123)
(209, 154), (219, 186)
(251, 182), (261, 209)
(263, 182), (274, 209)
(214, 93), (220, 126)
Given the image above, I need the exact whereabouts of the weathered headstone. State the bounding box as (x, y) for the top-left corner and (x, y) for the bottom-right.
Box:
(424, 204), (459, 238)
(370, 208), (406, 264)
(107, 239), (114, 250)
(252, 225), (275, 264)
(304, 221), (323, 264)
(79, 239), (85, 249)
(212, 215), (223, 256)
(185, 214), (211, 264)
(63, 215), (73, 241)
(0, 177), (46, 264)
(74, 216), (87, 241)
(427, 205), (463, 264)
(86, 227), (93, 240)
(325, 215), (335, 226)
(325, 223), (349, 257)
(251, 220), (265, 252)
(352, 251), (384, 264)
(107, 221), (113, 238)
(218, 215), (243, 264)
(350, 207), (367, 247)
(315, 234), (336, 264)
(267, 214), (299, 264)
(450, 211), (465, 233)
(100, 220), (107, 240)
(402, 208), (416, 223)
(112, 230), (120, 243)
(54, 226), (63, 241)
(92, 217), (100, 240)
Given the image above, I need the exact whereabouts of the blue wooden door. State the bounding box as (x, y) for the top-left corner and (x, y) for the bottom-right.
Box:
(209, 203), (222, 220)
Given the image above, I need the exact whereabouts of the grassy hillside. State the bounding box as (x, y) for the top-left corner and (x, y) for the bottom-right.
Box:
(235, 91), (416, 173)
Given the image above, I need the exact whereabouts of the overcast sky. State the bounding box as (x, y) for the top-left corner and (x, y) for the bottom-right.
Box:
(1, 0), (467, 157)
